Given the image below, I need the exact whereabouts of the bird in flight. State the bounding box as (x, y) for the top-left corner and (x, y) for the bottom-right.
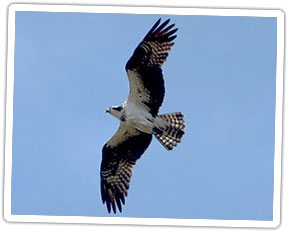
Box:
(100, 18), (185, 213)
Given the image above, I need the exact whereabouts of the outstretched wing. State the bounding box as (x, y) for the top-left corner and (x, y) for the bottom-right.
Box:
(125, 19), (178, 116)
(100, 123), (152, 213)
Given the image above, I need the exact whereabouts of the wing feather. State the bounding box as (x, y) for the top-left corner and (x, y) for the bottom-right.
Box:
(125, 19), (178, 116)
(100, 124), (152, 213)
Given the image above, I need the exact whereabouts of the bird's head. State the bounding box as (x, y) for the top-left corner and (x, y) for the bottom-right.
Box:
(106, 105), (124, 120)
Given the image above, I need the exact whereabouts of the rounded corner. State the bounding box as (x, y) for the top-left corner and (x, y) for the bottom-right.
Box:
(272, 219), (281, 229)
(276, 9), (285, 19)
(3, 214), (12, 223)
(8, 3), (16, 11)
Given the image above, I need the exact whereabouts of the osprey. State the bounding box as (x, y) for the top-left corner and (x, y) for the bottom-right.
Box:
(100, 19), (185, 213)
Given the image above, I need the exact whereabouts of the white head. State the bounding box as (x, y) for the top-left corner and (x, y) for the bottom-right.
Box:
(106, 105), (125, 121)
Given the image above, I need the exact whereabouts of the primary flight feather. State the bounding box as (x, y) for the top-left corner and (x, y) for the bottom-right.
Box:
(100, 18), (185, 214)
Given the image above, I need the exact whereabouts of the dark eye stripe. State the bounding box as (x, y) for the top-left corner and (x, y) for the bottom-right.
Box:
(114, 106), (122, 111)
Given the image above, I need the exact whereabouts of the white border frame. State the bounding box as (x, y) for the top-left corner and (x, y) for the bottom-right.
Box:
(4, 4), (284, 228)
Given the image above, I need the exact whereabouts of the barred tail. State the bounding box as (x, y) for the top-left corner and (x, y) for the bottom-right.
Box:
(154, 112), (185, 151)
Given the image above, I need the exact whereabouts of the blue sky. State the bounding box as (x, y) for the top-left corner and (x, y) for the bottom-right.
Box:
(12, 12), (277, 220)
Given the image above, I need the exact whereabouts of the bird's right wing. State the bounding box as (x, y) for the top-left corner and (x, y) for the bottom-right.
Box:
(125, 19), (178, 116)
(100, 123), (152, 213)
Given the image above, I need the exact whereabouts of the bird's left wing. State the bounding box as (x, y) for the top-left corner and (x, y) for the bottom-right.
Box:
(100, 123), (152, 213)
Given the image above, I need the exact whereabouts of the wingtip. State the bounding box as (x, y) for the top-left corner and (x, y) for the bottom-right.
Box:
(143, 18), (162, 39)
(106, 201), (112, 213)
(157, 18), (171, 32)
(111, 201), (117, 214)
(167, 28), (178, 37)
(116, 199), (122, 213)
(163, 18), (170, 25)
(167, 35), (177, 42)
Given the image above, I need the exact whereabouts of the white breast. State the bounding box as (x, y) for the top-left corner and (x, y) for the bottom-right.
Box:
(124, 100), (154, 134)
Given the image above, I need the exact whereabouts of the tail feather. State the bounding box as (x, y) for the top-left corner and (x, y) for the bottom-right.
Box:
(154, 112), (185, 150)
